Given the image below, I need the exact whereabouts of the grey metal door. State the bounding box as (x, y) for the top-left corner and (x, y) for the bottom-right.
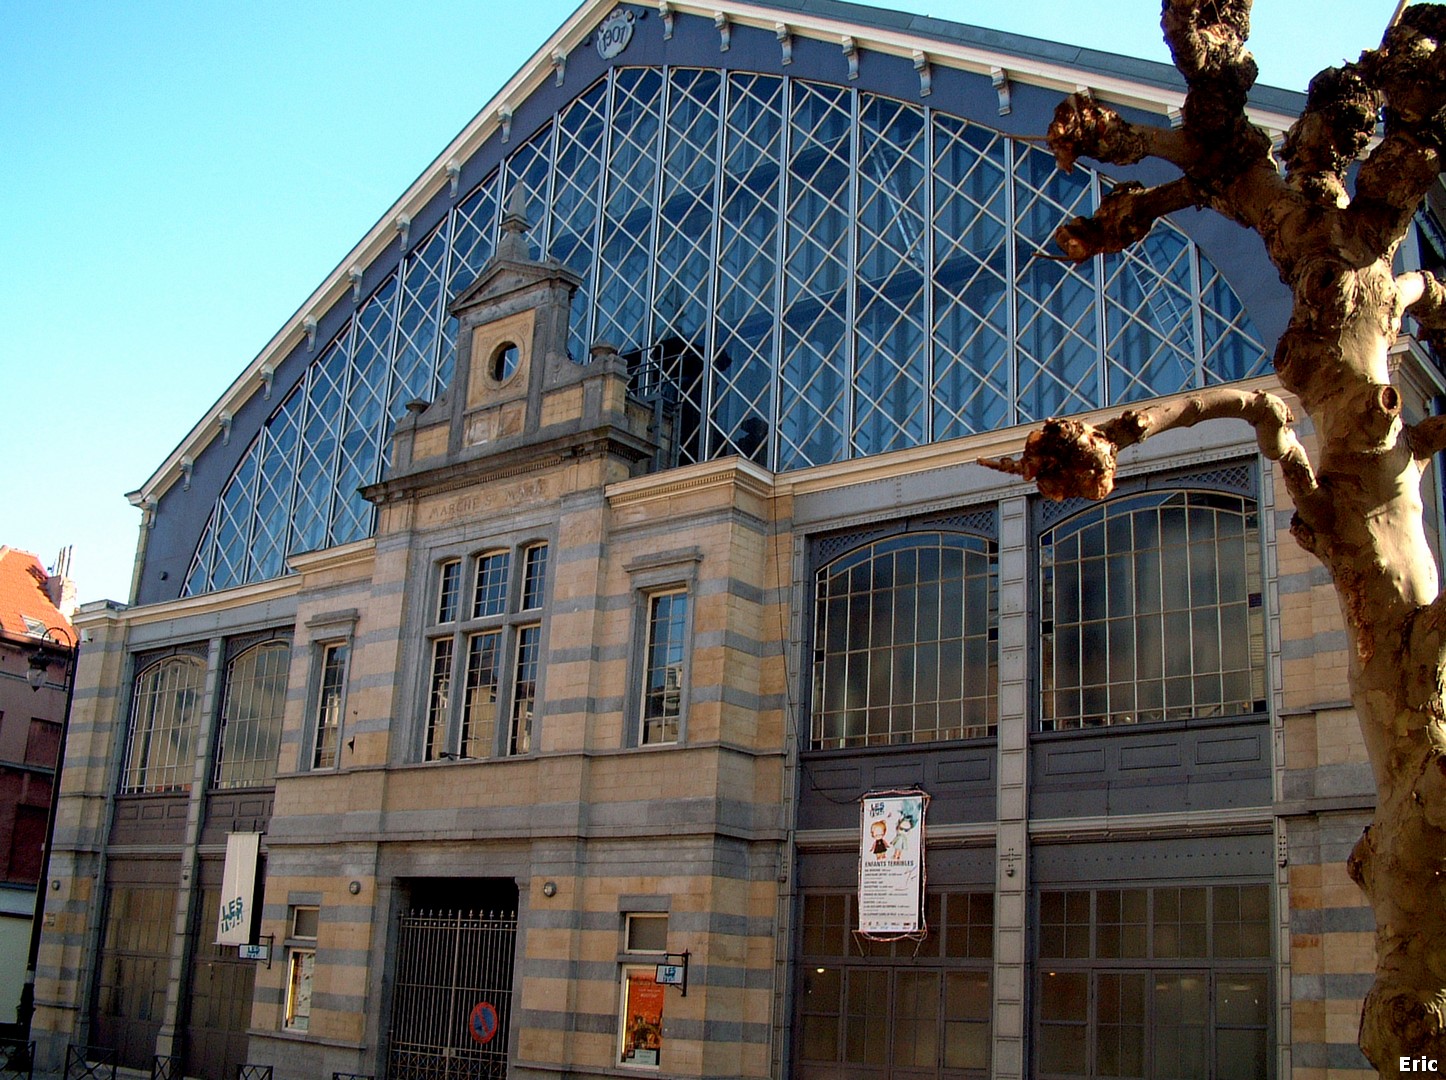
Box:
(388, 909), (518, 1080)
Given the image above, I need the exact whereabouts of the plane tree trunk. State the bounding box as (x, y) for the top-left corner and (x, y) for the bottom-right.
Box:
(979, 3), (1446, 1071)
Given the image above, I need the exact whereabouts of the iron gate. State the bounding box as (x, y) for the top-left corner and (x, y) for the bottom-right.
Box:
(388, 909), (518, 1080)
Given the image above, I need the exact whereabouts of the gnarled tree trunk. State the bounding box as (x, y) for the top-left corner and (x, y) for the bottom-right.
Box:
(980, 3), (1446, 1072)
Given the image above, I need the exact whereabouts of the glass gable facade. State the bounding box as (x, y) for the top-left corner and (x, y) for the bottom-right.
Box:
(183, 67), (1267, 598)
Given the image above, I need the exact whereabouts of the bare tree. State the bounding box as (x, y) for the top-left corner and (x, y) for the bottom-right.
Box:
(980, 1), (1446, 1071)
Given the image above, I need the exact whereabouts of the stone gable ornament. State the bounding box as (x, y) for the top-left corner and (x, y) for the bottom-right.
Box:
(595, 8), (635, 59)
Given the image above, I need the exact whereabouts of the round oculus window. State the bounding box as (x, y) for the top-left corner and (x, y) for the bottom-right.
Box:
(490, 342), (520, 383)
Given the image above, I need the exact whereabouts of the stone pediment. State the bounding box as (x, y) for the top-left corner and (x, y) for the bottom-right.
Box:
(448, 253), (581, 318)
(365, 190), (660, 503)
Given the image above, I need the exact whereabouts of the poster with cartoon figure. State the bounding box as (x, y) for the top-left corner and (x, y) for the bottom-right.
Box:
(858, 792), (927, 936)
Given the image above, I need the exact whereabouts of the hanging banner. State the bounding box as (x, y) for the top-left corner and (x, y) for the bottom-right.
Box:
(216, 831), (261, 945)
(858, 792), (927, 938)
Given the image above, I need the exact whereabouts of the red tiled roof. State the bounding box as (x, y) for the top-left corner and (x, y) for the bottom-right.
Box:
(0, 546), (74, 646)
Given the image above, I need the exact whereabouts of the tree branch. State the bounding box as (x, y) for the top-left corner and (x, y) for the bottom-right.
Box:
(1400, 269), (1446, 326)
(1349, 132), (1443, 258)
(1047, 94), (1192, 173)
(1052, 177), (1202, 262)
(1344, 12), (1446, 255)
(1407, 416), (1446, 460)
(1161, 0), (1258, 131)
(978, 388), (1318, 513)
(1398, 269), (1446, 361)
(1280, 64), (1379, 205)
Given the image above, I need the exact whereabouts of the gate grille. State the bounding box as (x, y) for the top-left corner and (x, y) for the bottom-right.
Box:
(388, 909), (517, 1080)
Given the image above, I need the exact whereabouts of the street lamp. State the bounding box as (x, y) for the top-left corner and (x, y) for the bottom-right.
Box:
(15, 625), (78, 1052)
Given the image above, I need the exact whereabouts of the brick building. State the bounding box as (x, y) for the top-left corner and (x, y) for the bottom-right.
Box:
(35, 1), (1413, 1077)
(0, 547), (75, 1025)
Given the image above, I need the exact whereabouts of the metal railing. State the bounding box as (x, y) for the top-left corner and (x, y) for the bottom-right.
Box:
(0, 1038), (34, 1080)
(63, 1046), (115, 1080)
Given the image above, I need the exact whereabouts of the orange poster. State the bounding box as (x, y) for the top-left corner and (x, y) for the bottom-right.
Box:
(620, 970), (665, 1066)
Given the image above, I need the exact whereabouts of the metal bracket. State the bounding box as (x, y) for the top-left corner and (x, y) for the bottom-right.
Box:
(775, 22), (793, 65)
(655, 950), (690, 996)
(991, 67), (1012, 115)
(842, 35), (859, 80)
(912, 50), (932, 97)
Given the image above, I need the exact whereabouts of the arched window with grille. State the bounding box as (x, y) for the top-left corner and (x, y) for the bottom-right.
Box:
(213, 640), (290, 789)
(1040, 490), (1266, 731)
(122, 655), (206, 793)
(811, 531), (997, 749)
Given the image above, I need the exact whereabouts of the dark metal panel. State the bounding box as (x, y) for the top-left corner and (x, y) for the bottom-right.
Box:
(798, 743), (997, 832)
(798, 844), (995, 889)
(1029, 719), (1272, 819)
(108, 793), (190, 847)
(1032, 832), (1273, 883)
(199, 792), (274, 844)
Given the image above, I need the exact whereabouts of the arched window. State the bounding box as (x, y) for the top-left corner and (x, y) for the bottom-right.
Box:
(213, 640), (290, 789)
(122, 656), (206, 793)
(1040, 490), (1266, 730)
(812, 532), (997, 748)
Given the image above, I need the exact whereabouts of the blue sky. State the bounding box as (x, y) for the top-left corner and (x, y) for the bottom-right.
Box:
(0, 0), (1399, 605)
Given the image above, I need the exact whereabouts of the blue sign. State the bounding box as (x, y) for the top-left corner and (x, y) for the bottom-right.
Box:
(468, 1001), (499, 1046)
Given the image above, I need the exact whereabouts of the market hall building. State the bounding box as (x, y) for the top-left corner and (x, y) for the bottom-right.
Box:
(35, 0), (1413, 1077)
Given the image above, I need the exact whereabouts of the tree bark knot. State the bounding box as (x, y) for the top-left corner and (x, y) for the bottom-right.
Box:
(1415, 751), (1446, 830)
(978, 417), (1121, 500)
(1360, 986), (1446, 1070)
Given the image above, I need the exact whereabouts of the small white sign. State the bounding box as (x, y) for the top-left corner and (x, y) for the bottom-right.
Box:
(655, 963), (684, 987)
(238, 943), (270, 962)
(596, 9), (634, 59)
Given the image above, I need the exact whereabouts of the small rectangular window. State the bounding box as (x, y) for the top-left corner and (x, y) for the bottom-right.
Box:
(311, 643), (349, 770)
(625, 913), (668, 953)
(424, 638), (454, 761)
(521, 543), (549, 610)
(436, 559), (462, 623)
(619, 967), (665, 1068)
(460, 631), (502, 758)
(472, 552), (511, 619)
(285, 948), (315, 1031)
(640, 591), (688, 745)
(509, 625), (540, 755)
(291, 905), (319, 939)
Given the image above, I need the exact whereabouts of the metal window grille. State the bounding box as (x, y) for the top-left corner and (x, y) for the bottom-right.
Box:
(213, 641), (289, 789)
(121, 657), (206, 794)
(812, 532), (998, 748)
(1039, 490), (1266, 730)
